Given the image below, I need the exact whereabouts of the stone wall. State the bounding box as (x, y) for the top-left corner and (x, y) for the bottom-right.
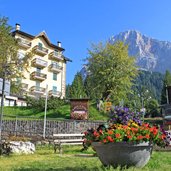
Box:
(2, 119), (105, 139)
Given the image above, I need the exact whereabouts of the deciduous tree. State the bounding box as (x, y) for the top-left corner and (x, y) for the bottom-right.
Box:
(86, 41), (138, 104)
(0, 17), (33, 94)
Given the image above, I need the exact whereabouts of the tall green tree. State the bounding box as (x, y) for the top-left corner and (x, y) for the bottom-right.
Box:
(161, 70), (171, 104)
(65, 84), (71, 99)
(70, 72), (87, 98)
(86, 41), (138, 104)
(84, 75), (101, 100)
(0, 17), (33, 94)
(133, 70), (164, 102)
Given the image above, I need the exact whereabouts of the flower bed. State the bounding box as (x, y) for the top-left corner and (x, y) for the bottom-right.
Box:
(83, 107), (170, 168)
(84, 107), (170, 148)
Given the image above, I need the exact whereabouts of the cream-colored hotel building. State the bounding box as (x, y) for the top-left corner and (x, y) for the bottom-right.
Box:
(7, 24), (71, 105)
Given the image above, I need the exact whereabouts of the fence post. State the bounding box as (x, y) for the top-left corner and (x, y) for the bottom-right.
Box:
(15, 116), (18, 136)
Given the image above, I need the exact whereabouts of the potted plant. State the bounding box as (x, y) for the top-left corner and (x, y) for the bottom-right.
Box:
(84, 107), (170, 168)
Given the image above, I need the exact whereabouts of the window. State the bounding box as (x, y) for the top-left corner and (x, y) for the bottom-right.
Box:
(18, 52), (25, 59)
(52, 86), (57, 93)
(36, 67), (41, 73)
(53, 73), (57, 81)
(35, 81), (40, 91)
(54, 50), (58, 56)
(38, 42), (43, 50)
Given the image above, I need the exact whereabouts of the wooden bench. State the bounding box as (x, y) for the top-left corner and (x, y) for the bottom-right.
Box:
(53, 133), (84, 154)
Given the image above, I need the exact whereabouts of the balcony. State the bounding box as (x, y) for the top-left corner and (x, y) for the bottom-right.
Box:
(17, 37), (31, 49)
(49, 90), (61, 97)
(21, 83), (28, 90)
(30, 71), (47, 81)
(30, 86), (45, 94)
(48, 51), (63, 61)
(32, 58), (48, 68)
(49, 63), (63, 73)
(33, 45), (48, 56)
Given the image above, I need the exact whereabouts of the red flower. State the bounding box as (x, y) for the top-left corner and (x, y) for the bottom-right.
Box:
(142, 123), (149, 128)
(127, 135), (132, 139)
(93, 131), (99, 137)
(107, 130), (113, 135)
(153, 128), (158, 135)
(123, 125), (128, 129)
(161, 134), (166, 140)
(137, 135), (143, 140)
(145, 134), (150, 139)
(107, 136), (114, 142)
(131, 127), (138, 132)
(115, 133), (121, 138)
(103, 139), (107, 143)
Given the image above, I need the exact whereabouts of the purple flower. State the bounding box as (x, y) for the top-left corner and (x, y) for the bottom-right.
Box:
(109, 106), (142, 125)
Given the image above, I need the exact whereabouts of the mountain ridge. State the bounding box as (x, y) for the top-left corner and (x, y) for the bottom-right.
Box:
(109, 30), (171, 73)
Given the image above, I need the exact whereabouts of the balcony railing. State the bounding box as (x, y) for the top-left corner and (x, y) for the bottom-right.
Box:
(49, 90), (61, 97)
(33, 45), (48, 56)
(49, 51), (63, 61)
(30, 71), (47, 81)
(30, 86), (45, 94)
(21, 83), (29, 90)
(32, 58), (48, 68)
(17, 37), (31, 49)
(49, 63), (63, 73)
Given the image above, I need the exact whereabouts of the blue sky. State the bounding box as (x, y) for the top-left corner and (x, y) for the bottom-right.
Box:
(1, 0), (171, 84)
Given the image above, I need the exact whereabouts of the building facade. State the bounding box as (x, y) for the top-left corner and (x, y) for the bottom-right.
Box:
(11, 24), (71, 102)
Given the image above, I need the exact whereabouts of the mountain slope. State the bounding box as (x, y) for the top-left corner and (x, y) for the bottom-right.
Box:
(109, 30), (171, 73)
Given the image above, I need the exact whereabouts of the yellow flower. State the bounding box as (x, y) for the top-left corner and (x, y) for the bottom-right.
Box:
(131, 122), (139, 128)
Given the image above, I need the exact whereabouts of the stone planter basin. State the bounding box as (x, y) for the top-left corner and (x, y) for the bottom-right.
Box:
(92, 142), (153, 168)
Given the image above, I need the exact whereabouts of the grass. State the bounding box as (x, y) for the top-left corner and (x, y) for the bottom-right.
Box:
(0, 145), (170, 171)
(3, 103), (108, 121)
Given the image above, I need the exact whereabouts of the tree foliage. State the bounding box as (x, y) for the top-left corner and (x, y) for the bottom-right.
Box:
(161, 70), (171, 104)
(0, 17), (33, 95)
(86, 41), (138, 104)
(69, 72), (87, 98)
(26, 96), (65, 111)
(133, 70), (164, 102)
(0, 17), (31, 79)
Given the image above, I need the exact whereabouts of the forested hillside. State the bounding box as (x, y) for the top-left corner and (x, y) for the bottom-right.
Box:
(133, 70), (164, 102)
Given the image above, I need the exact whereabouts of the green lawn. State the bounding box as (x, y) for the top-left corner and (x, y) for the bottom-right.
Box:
(3, 103), (108, 121)
(0, 146), (170, 171)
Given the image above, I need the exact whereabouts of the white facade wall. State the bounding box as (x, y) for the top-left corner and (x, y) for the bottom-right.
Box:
(14, 30), (67, 99)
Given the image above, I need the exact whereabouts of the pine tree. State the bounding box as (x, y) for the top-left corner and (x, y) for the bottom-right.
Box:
(161, 70), (171, 104)
(70, 72), (87, 98)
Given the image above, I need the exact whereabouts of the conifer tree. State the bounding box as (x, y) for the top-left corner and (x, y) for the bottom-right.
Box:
(70, 72), (87, 98)
(161, 70), (171, 104)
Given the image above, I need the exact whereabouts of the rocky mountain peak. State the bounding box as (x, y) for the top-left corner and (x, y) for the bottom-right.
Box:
(109, 30), (171, 73)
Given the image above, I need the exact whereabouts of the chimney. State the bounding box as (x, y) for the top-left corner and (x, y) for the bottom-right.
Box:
(57, 41), (61, 47)
(15, 23), (20, 31)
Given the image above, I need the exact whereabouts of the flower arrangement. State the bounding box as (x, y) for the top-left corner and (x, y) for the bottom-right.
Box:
(84, 107), (170, 149)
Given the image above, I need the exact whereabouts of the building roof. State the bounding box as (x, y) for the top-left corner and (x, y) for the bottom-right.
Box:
(12, 30), (72, 62)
